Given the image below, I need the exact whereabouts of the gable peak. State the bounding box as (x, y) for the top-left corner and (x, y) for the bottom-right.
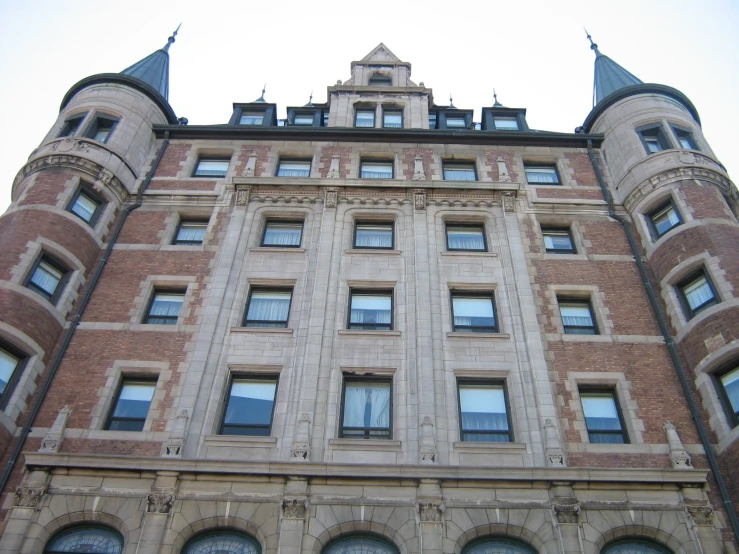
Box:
(360, 43), (402, 63)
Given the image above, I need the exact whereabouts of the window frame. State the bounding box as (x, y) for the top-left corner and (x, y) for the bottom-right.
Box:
(368, 74), (392, 86)
(445, 116), (467, 128)
(58, 113), (87, 138)
(445, 223), (488, 252)
(276, 159), (311, 178)
(173, 219), (209, 245)
(601, 539), (671, 554)
(83, 114), (118, 144)
(354, 109), (376, 128)
(463, 537), (536, 554)
(193, 157), (230, 178)
(457, 379), (513, 443)
(324, 534), (399, 554)
(67, 185), (105, 226)
(714, 364), (739, 428)
(260, 219), (304, 248)
(558, 298), (598, 335)
(339, 375), (393, 439)
(647, 199), (683, 239)
(0, 341), (28, 411)
(671, 124), (699, 150)
(541, 227), (576, 254)
(292, 112), (315, 126)
(493, 116), (521, 130)
(347, 289), (394, 331)
(524, 163), (561, 185)
(579, 388), (629, 444)
(238, 110), (266, 126)
(442, 162), (478, 181)
(242, 287), (293, 328)
(382, 109), (403, 129)
(25, 254), (69, 305)
(637, 123), (673, 154)
(450, 291), (498, 333)
(360, 160), (394, 179)
(353, 221), (395, 250)
(220, 374), (279, 436)
(677, 269), (719, 320)
(144, 289), (185, 325)
(105, 378), (157, 432)
(45, 524), (124, 554)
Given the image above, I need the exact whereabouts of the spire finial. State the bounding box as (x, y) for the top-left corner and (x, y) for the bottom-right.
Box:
(255, 84), (267, 103)
(493, 89), (503, 107)
(163, 23), (181, 52)
(449, 94), (456, 109)
(584, 28), (600, 56)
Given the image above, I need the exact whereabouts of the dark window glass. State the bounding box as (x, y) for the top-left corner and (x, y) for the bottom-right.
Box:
(369, 75), (392, 86)
(464, 539), (536, 554)
(293, 113), (314, 125)
(221, 377), (277, 435)
(446, 224), (486, 251)
(26, 255), (67, 303)
(323, 111), (330, 127)
(383, 110), (402, 128)
(443, 163), (477, 181)
(145, 291), (184, 324)
(261, 221), (303, 247)
(244, 289), (292, 328)
(45, 525), (123, 554)
(678, 271), (718, 319)
(59, 114), (86, 138)
(638, 125), (672, 154)
(429, 113), (437, 129)
(355, 110), (375, 128)
(174, 221), (208, 245)
(341, 379), (392, 439)
(324, 536), (398, 554)
(717, 366), (739, 427)
(542, 228), (575, 253)
(106, 380), (156, 431)
(354, 222), (394, 249)
(648, 201), (682, 238)
(558, 300), (597, 335)
(194, 158), (229, 177)
(602, 540), (671, 554)
(69, 188), (103, 225)
(360, 161), (393, 179)
(85, 116), (118, 144)
(494, 117), (520, 130)
(581, 390), (627, 443)
(524, 164), (560, 184)
(452, 293), (497, 332)
(0, 344), (25, 409)
(672, 127), (698, 150)
(458, 382), (511, 442)
(239, 111), (264, 125)
(277, 160), (311, 177)
(348, 291), (392, 330)
(446, 117), (466, 128)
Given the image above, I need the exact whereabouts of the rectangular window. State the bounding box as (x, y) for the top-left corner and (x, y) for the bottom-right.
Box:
(446, 224), (486, 251)
(85, 115), (118, 144)
(355, 110), (376, 128)
(221, 376), (278, 435)
(26, 255), (67, 303)
(68, 187), (104, 225)
(261, 220), (303, 247)
(174, 220), (208, 245)
(443, 162), (477, 181)
(458, 381), (511, 442)
(451, 293), (497, 332)
(239, 111), (264, 125)
(59, 114), (86, 137)
(638, 125), (672, 154)
(524, 164), (560, 185)
(542, 228), (576, 254)
(106, 380), (156, 431)
(193, 158), (229, 177)
(383, 110), (402, 128)
(678, 270), (718, 319)
(429, 113), (437, 129)
(293, 113), (314, 125)
(354, 222), (394, 249)
(445, 117), (466, 128)
(580, 390), (628, 443)
(277, 160), (311, 177)
(0, 344), (25, 410)
(671, 125), (698, 150)
(348, 290), (393, 330)
(717, 366), (739, 427)
(360, 161), (393, 179)
(558, 299), (598, 334)
(494, 117), (520, 130)
(145, 291), (184, 325)
(243, 288), (292, 328)
(369, 75), (392, 86)
(341, 378), (392, 439)
(648, 200), (682, 238)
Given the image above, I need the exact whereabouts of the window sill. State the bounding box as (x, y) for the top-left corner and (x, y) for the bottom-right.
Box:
(345, 249), (402, 256)
(441, 251), (498, 258)
(129, 323), (185, 333)
(329, 438), (401, 451)
(230, 327), (294, 335)
(447, 332), (510, 339)
(338, 330), (401, 337)
(453, 441), (526, 453)
(249, 247), (306, 254)
(204, 435), (277, 448)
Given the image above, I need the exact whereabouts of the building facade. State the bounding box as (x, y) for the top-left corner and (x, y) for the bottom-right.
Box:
(0, 37), (737, 554)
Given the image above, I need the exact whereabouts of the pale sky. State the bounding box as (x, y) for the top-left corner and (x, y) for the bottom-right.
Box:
(0, 0), (737, 213)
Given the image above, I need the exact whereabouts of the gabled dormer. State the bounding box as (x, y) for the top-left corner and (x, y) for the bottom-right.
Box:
(228, 90), (278, 126)
(286, 103), (329, 127)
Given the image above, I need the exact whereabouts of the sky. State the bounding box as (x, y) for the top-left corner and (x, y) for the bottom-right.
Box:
(0, 0), (737, 213)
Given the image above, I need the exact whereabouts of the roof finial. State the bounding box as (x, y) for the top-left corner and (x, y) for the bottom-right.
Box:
(449, 94), (456, 109)
(163, 23), (181, 52)
(305, 91), (314, 107)
(255, 84), (267, 103)
(493, 89), (503, 107)
(584, 27), (600, 56)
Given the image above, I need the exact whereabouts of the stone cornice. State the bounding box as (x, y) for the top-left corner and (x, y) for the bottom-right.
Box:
(23, 452), (708, 485)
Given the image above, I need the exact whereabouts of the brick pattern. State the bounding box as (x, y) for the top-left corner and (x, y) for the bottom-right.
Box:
(679, 306), (739, 368)
(116, 210), (169, 244)
(536, 188), (604, 200)
(236, 145), (271, 177)
(484, 150), (518, 182)
(680, 183), (734, 222)
(401, 148), (434, 179)
(153, 143), (192, 177)
(318, 146), (352, 178)
(564, 152), (598, 186)
(15, 172), (70, 207)
(148, 179), (218, 191)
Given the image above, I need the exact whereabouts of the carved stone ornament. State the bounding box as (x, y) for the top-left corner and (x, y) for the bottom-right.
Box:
(502, 191), (516, 212)
(553, 503), (580, 524)
(291, 412), (312, 461)
(497, 157), (511, 182)
(97, 168), (114, 186)
(39, 405), (72, 453)
(663, 421), (692, 469)
(291, 443), (310, 460)
(235, 184), (251, 206)
(282, 498), (308, 519)
(327, 154), (341, 178)
(243, 154), (257, 177)
(543, 418), (566, 467)
(413, 189), (427, 210)
(686, 505), (713, 526)
(325, 187), (339, 208)
(147, 492), (174, 513)
(419, 416), (437, 464)
(419, 502), (443, 522)
(15, 486), (45, 508)
(413, 155), (426, 180)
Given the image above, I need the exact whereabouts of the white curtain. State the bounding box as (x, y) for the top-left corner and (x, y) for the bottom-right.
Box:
(30, 261), (62, 294)
(444, 169), (476, 181)
(447, 229), (484, 250)
(560, 305), (593, 327)
(343, 383), (390, 429)
(247, 292), (290, 323)
(526, 168), (558, 183)
(460, 386), (507, 431)
(72, 194), (96, 221)
(150, 295), (183, 317)
(355, 226), (392, 248)
(350, 295), (391, 324)
(453, 297), (494, 328)
(178, 224), (206, 242)
(684, 277), (713, 310)
(264, 224), (302, 245)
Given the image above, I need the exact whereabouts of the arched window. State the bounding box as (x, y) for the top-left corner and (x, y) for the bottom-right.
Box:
(323, 535), (399, 554)
(463, 538), (537, 554)
(602, 540), (671, 554)
(183, 531), (261, 554)
(45, 525), (123, 554)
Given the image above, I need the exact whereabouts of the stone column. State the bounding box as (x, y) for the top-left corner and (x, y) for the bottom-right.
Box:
(0, 471), (48, 554)
(136, 471), (177, 554)
(551, 482), (583, 554)
(417, 479), (443, 554)
(278, 477), (309, 554)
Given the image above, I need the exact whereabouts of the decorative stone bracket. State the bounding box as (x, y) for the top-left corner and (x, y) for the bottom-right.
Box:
(162, 409), (190, 458)
(502, 191), (516, 212)
(14, 486), (46, 509)
(291, 412), (312, 461)
(147, 492), (175, 513)
(325, 187), (339, 208)
(282, 498), (308, 519)
(553, 502), (580, 524)
(39, 405), (72, 453)
(418, 502), (443, 522)
(413, 189), (427, 210)
(419, 416), (436, 464)
(664, 421), (692, 469)
(235, 184), (251, 206)
(686, 505), (713, 526)
(413, 156), (426, 180)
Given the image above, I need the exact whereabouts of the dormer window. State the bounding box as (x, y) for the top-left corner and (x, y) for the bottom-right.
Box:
(494, 117), (520, 130)
(293, 113), (314, 125)
(383, 110), (402, 129)
(240, 112), (264, 125)
(355, 110), (376, 128)
(369, 75), (392, 86)
(429, 113), (437, 130)
(446, 117), (466, 128)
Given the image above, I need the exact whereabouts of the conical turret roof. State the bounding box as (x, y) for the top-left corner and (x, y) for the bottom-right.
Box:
(587, 33), (642, 106)
(121, 26), (179, 100)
